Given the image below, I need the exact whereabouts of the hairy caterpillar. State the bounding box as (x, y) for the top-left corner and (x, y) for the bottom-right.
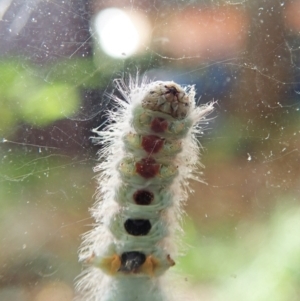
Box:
(75, 77), (214, 301)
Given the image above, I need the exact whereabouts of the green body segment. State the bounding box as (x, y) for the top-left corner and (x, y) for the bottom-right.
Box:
(118, 157), (178, 186)
(132, 105), (193, 138)
(123, 132), (182, 157)
(109, 214), (168, 245)
(115, 184), (173, 212)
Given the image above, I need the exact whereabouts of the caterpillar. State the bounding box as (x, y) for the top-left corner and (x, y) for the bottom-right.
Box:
(75, 77), (214, 301)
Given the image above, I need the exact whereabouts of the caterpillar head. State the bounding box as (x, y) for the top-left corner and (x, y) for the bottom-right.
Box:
(142, 81), (192, 119)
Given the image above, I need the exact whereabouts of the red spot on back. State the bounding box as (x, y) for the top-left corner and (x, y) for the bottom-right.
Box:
(151, 117), (168, 133)
(136, 157), (160, 178)
(133, 190), (154, 205)
(142, 135), (164, 154)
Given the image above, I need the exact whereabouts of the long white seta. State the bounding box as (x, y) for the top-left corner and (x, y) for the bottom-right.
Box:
(75, 77), (214, 301)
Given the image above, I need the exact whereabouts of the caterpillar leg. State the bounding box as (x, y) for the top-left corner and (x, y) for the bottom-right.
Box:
(98, 254), (121, 275)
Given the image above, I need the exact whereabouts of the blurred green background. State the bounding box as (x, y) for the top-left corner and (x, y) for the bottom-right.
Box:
(0, 1), (300, 301)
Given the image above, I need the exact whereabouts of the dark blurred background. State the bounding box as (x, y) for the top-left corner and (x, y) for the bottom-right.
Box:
(0, 0), (300, 300)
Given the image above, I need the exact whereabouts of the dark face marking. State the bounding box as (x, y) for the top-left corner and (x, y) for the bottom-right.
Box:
(150, 117), (168, 133)
(133, 190), (154, 205)
(141, 135), (164, 154)
(136, 157), (160, 178)
(119, 251), (146, 273)
(124, 219), (151, 236)
(165, 85), (178, 96)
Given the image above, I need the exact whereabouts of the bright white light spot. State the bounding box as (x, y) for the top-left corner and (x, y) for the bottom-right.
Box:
(95, 8), (140, 58)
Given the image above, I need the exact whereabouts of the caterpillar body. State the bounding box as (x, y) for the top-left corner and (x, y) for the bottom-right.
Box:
(76, 78), (214, 301)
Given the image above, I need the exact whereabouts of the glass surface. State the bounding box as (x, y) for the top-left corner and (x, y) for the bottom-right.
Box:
(0, 1), (299, 300)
